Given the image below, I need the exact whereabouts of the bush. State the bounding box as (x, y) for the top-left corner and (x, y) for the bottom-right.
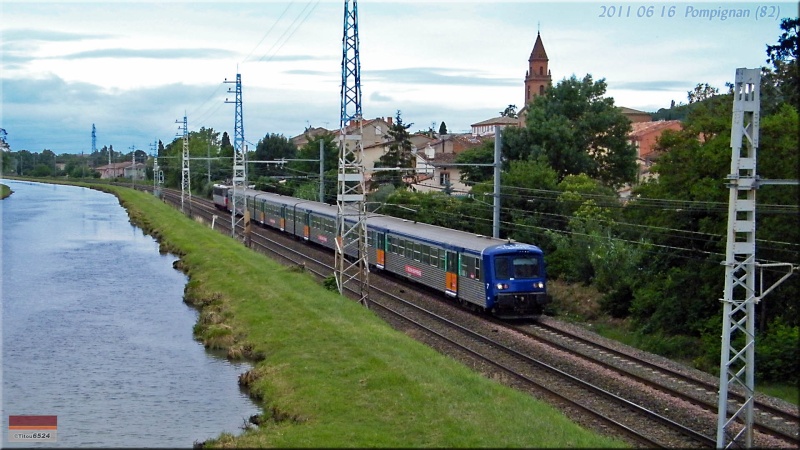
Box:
(756, 320), (799, 384)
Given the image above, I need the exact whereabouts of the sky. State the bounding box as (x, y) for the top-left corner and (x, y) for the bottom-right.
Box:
(1, 0), (794, 154)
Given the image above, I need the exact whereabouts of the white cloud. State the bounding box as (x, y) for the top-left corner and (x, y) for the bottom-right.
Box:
(1, 1), (791, 153)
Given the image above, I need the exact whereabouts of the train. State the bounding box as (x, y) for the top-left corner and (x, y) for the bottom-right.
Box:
(212, 183), (549, 319)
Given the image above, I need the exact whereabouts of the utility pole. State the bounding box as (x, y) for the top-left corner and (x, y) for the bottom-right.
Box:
(319, 139), (325, 202)
(176, 115), (190, 215)
(336, 0), (369, 307)
(150, 139), (161, 198)
(129, 144), (136, 188)
(493, 126), (502, 238)
(225, 73), (246, 239)
(716, 68), (798, 448)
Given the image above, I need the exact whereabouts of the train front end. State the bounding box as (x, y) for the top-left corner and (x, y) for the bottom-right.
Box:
(483, 243), (549, 319)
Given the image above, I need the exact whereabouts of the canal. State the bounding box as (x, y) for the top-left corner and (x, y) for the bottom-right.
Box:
(1, 180), (260, 447)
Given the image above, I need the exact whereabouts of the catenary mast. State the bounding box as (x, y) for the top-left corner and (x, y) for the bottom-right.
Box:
(716, 68), (798, 448)
(225, 73), (246, 239)
(335, 0), (369, 306)
(176, 115), (190, 214)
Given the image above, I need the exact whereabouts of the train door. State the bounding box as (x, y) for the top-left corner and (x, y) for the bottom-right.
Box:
(445, 250), (458, 297)
(279, 205), (286, 231)
(258, 199), (266, 223)
(376, 232), (386, 269)
(303, 211), (310, 240)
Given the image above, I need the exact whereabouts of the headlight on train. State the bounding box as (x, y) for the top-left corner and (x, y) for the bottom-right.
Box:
(534, 282), (544, 289)
(496, 283), (509, 290)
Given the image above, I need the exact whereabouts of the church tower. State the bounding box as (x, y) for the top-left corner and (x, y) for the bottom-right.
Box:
(524, 32), (551, 106)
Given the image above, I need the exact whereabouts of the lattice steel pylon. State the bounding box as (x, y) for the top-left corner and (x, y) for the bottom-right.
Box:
(716, 67), (761, 449)
(151, 139), (162, 198)
(335, 0), (369, 307)
(225, 73), (246, 239)
(716, 68), (798, 449)
(176, 115), (191, 214)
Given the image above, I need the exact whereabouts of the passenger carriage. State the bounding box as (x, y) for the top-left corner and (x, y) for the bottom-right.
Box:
(214, 186), (549, 318)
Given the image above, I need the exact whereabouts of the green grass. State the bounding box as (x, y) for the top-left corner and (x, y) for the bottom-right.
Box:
(1, 183), (12, 199)
(757, 384), (799, 406)
(94, 184), (626, 448)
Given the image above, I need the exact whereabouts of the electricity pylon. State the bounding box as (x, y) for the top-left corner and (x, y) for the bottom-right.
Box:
(335, 0), (369, 307)
(716, 67), (797, 448)
(176, 115), (190, 214)
(225, 73), (246, 238)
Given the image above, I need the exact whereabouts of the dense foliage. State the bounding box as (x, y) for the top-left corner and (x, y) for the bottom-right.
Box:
(378, 22), (799, 383)
(503, 74), (638, 189)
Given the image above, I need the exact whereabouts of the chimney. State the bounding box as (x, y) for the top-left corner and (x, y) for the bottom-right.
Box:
(386, 116), (393, 126)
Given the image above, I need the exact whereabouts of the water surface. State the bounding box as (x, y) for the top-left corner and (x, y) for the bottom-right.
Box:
(2, 180), (260, 447)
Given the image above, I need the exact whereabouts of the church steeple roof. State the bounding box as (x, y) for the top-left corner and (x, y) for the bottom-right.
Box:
(529, 32), (548, 61)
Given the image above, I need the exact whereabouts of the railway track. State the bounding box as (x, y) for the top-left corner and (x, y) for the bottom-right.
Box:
(129, 185), (798, 447)
(515, 320), (800, 444)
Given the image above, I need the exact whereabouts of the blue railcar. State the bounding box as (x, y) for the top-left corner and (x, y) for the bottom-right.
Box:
(213, 186), (549, 318)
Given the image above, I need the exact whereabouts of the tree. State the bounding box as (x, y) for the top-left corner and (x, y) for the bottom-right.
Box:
(765, 17), (800, 110)
(0, 128), (9, 151)
(252, 133), (296, 178)
(687, 82), (719, 104)
(622, 85), (799, 359)
(499, 104), (518, 118)
(438, 121), (448, 135)
(374, 110), (414, 188)
(455, 139), (494, 184)
(504, 74), (638, 189)
(134, 149), (148, 164)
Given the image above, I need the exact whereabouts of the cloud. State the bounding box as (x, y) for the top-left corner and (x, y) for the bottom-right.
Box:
(611, 80), (695, 92)
(248, 54), (333, 63)
(369, 91), (393, 102)
(2, 28), (114, 43)
(364, 67), (518, 87)
(1, 73), (233, 152)
(54, 48), (237, 60)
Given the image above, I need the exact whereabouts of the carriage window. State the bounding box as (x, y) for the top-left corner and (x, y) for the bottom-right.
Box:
(513, 257), (538, 278)
(377, 233), (385, 250)
(367, 231), (374, 247)
(495, 257), (511, 279)
(413, 242), (421, 262)
(405, 240), (413, 259)
(460, 255), (480, 280)
(421, 244), (430, 265)
(495, 256), (539, 279)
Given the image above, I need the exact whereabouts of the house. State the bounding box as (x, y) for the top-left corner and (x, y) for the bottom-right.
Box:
(405, 133), (485, 195)
(290, 127), (330, 149)
(95, 162), (146, 180)
(619, 107), (653, 124)
(628, 120), (682, 182)
(423, 133), (484, 155)
(410, 149), (470, 196)
(470, 116), (521, 137)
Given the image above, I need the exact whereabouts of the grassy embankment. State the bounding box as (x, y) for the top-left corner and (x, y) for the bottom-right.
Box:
(94, 184), (626, 447)
(1, 183), (12, 199)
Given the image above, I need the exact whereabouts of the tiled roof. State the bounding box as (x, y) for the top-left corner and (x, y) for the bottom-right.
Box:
(470, 116), (520, 127)
(629, 120), (682, 138)
(618, 106), (651, 116)
(420, 152), (458, 164)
